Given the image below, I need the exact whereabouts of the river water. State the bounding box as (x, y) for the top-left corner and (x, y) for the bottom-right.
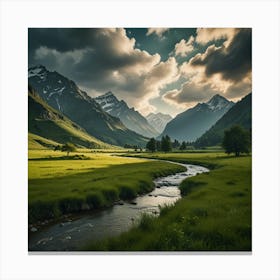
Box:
(28, 161), (209, 251)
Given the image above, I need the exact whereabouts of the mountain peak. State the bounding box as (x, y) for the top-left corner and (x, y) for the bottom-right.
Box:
(207, 94), (227, 102)
(104, 91), (114, 97)
(28, 65), (48, 78)
(29, 64), (47, 71)
(146, 112), (172, 134)
(206, 94), (232, 111)
(94, 93), (158, 137)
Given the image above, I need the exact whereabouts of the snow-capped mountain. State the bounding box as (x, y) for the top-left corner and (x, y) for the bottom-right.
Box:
(206, 94), (234, 111)
(195, 93), (251, 147)
(28, 65), (148, 146)
(160, 94), (235, 142)
(28, 65), (93, 112)
(95, 91), (121, 112)
(95, 92), (159, 138)
(146, 112), (172, 134)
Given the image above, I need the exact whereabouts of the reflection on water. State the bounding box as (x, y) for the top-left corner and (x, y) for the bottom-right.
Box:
(28, 163), (209, 251)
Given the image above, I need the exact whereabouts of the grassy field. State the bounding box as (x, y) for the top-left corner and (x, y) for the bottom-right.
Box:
(85, 152), (252, 251)
(28, 150), (185, 223)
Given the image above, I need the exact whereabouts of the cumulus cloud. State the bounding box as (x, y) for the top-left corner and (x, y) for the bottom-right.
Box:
(174, 36), (194, 57)
(163, 28), (252, 108)
(191, 29), (252, 82)
(29, 28), (179, 115)
(146, 28), (169, 37)
(196, 28), (237, 47)
(163, 80), (222, 108)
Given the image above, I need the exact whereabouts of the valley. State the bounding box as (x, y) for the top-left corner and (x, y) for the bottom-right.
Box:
(28, 149), (251, 251)
(28, 61), (252, 251)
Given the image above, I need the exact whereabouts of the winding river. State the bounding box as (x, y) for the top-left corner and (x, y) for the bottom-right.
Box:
(28, 160), (209, 251)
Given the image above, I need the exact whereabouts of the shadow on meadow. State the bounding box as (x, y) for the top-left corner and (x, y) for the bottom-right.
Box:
(28, 160), (185, 223)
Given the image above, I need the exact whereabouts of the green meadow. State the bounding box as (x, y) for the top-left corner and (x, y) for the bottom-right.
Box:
(85, 152), (252, 251)
(28, 149), (251, 251)
(28, 150), (185, 223)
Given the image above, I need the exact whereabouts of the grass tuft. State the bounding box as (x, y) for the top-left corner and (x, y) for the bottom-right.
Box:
(179, 180), (207, 196)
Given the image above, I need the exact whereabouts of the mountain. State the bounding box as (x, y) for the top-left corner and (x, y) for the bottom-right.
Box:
(146, 112), (173, 134)
(28, 65), (148, 147)
(95, 92), (159, 138)
(28, 86), (112, 149)
(160, 94), (234, 142)
(195, 93), (252, 147)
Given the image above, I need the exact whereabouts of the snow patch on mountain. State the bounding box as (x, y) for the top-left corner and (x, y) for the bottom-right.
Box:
(28, 65), (47, 78)
(95, 92), (158, 138)
(206, 94), (234, 111)
(146, 113), (172, 134)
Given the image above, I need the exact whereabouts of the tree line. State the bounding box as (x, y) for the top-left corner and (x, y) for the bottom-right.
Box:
(146, 125), (251, 156)
(146, 135), (192, 152)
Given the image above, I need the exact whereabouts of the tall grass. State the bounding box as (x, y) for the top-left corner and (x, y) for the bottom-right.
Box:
(85, 153), (251, 251)
(28, 150), (185, 223)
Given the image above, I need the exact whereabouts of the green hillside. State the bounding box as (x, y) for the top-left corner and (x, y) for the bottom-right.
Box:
(195, 93), (252, 147)
(28, 132), (60, 149)
(28, 88), (112, 149)
(28, 66), (148, 147)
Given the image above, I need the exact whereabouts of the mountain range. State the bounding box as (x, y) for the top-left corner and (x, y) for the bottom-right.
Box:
(28, 65), (251, 149)
(95, 92), (158, 138)
(28, 65), (147, 146)
(146, 112), (173, 134)
(28, 85), (111, 149)
(195, 93), (252, 147)
(160, 94), (235, 142)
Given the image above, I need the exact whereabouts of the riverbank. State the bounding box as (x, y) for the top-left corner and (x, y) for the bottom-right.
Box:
(28, 150), (185, 226)
(85, 153), (251, 251)
(28, 162), (208, 251)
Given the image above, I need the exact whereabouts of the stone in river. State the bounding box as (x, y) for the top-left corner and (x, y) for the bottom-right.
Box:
(30, 227), (37, 232)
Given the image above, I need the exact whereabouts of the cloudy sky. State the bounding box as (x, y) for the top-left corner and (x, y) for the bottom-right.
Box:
(28, 28), (251, 117)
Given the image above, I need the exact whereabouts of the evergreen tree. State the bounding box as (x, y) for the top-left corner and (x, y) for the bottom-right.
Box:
(222, 125), (250, 156)
(156, 140), (161, 151)
(146, 138), (156, 152)
(172, 139), (180, 149)
(180, 141), (187, 150)
(161, 135), (172, 152)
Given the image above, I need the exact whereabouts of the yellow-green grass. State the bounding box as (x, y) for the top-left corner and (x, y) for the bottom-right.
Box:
(28, 150), (185, 223)
(85, 152), (251, 251)
(28, 133), (60, 150)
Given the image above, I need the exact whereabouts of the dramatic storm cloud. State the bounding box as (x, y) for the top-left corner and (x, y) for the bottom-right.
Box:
(29, 28), (251, 116)
(164, 28), (251, 108)
(29, 28), (179, 114)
